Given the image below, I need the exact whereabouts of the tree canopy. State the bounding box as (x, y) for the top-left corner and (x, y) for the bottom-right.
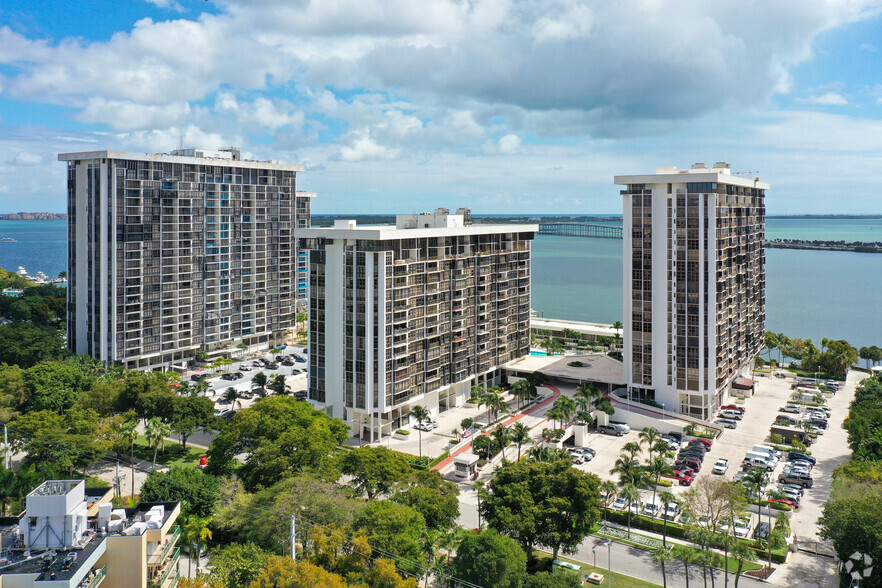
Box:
(206, 396), (349, 490)
(352, 501), (427, 576)
(452, 529), (527, 588)
(340, 446), (412, 499)
(481, 458), (601, 560)
(391, 469), (460, 531)
(141, 467), (221, 518)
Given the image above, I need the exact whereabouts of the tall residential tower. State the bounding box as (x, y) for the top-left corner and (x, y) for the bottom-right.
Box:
(299, 209), (536, 440)
(59, 148), (312, 370)
(616, 163), (767, 419)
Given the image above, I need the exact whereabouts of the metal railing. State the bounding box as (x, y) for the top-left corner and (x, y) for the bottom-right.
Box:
(148, 546), (181, 588)
(148, 525), (180, 566)
(80, 564), (107, 588)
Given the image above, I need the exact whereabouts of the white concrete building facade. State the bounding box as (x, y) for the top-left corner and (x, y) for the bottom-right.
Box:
(615, 163), (768, 419)
(299, 209), (536, 440)
(59, 149), (313, 370)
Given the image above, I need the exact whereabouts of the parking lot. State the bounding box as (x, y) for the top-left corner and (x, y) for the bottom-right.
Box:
(569, 368), (864, 545)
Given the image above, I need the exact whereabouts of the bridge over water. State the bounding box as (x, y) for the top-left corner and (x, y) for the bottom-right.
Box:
(538, 223), (623, 239)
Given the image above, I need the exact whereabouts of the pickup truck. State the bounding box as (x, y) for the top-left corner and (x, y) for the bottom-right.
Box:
(712, 458), (729, 475)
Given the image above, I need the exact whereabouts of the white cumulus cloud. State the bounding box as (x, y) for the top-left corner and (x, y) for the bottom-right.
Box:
(798, 92), (849, 105)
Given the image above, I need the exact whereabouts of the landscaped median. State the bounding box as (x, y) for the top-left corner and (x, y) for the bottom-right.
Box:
(533, 551), (662, 588)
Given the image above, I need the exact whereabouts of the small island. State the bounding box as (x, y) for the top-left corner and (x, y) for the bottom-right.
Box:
(0, 212), (67, 220)
(765, 238), (882, 254)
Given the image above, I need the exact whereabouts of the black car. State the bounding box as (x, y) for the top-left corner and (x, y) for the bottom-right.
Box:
(787, 451), (816, 465)
(190, 374), (207, 382)
(753, 521), (771, 540)
(221, 373), (235, 380)
(281, 360), (295, 366)
(293, 390), (308, 401)
(806, 418), (828, 429)
(266, 363), (280, 370)
(678, 452), (705, 462)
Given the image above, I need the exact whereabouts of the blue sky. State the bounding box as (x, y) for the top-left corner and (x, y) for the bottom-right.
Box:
(2, 0), (882, 214)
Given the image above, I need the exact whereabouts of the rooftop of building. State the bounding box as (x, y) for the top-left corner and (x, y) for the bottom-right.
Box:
(57, 148), (305, 172)
(615, 162), (769, 190)
(506, 352), (626, 386)
(299, 208), (538, 240)
(0, 494), (179, 582)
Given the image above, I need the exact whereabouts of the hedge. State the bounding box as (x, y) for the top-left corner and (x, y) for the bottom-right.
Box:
(602, 509), (788, 564)
(428, 450), (450, 468)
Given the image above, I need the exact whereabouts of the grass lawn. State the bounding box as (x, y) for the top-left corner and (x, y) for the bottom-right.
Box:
(534, 552), (662, 588)
(128, 435), (205, 469)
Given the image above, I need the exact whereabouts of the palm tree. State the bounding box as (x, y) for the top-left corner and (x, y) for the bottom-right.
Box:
(491, 425), (511, 459)
(470, 384), (485, 403)
(470, 479), (484, 529)
(620, 483), (641, 538)
(145, 417), (165, 467)
(574, 382), (599, 412)
(731, 541), (755, 588)
(639, 427), (662, 461)
(221, 387), (241, 410)
(671, 544), (694, 588)
(743, 468), (767, 502)
(612, 320), (623, 344)
(409, 405), (431, 458)
(509, 422), (531, 460)
(611, 454), (645, 487)
(652, 547), (674, 588)
(479, 390), (508, 426)
(251, 371), (268, 398)
(546, 405), (564, 429)
(527, 446), (569, 463)
(658, 491), (676, 547)
(193, 378), (210, 397)
(646, 455), (673, 511)
(268, 374), (289, 395)
(510, 380), (532, 410)
(183, 515), (213, 576)
(121, 420), (138, 497)
(599, 480), (618, 522)
(622, 441), (642, 460)
(552, 396), (576, 426)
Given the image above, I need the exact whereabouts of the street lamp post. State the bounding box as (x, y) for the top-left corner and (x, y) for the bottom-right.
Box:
(601, 539), (612, 587)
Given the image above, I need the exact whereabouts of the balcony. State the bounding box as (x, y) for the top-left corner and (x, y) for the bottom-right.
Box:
(148, 546), (181, 588)
(78, 565), (107, 588)
(148, 525), (181, 566)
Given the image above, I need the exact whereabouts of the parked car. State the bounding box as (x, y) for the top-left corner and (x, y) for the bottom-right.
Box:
(787, 451), (816, 465)
(715, 418), (737, 429)
(720, 404), (745, 414)
(599, 423), (630, 436)
(672, 470), (694, 486)
(806, 418), (828, 429)
(190, 374), (207, 382)
(663, 502), (680, 520)
(570, 454), (585, 465)
(641, 503), (659, 517)
(567, 448), (595, 461)
(781, 404), (802, 413)
(769, 498), (798, 510)
(720, 409), (743, 420)
(734, 519), (751, 538)
(713, 459), (729, 475)
(779, 473), (814, 488)
(239, 365), (252, 371)
(780, 483), (805, 496)
(612, 497), (627, 510)
(675, 458), (701, 472)
(754, 521), (771, 540)
(691, 438), (713, 449)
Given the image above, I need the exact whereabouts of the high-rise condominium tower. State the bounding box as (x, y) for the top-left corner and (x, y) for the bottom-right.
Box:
(59, 148), (312, 370)
(299, 209), (536, 440)
(615, 163), (767, 419)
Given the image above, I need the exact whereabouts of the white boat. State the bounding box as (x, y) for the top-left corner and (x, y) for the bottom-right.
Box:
(16, 266), (27, 277)
(33, 271), (48, 284)
(0, 237), (16, 243)
(50, 277), (68, 284)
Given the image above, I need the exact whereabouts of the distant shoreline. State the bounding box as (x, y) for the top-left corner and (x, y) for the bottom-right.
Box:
(0, 213), (67, 220)
(765, 239), (882, 253)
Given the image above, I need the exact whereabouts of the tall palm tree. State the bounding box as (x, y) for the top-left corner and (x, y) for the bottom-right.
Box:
(193, 378), (210, 397)
(743, 468), (767, 502)
(671, 545), (694, 588)
(546, 405), (564, 429)
(409, 405), (431, 458)
(638, 427), (662, 461)
(652, 547), (674, 588)
(612, 320), (623, 343)
(599, 480), (618, 522)
(183, 515), (213, 576)
(645, 456), (673, 516)
(251, 371), (268, 398)
(121, 420), (138, 497)
(658, 491), (677, 547)
(622, 441), (642, 460)
(221, 387), (241, 410)
(509, 422), (531, 460)
(552, 396), (577, 426)
(480, 390), (508, 425)
(268, 374), (289, 396)
(731, 541), (755, 588)
(470, 480), (484, 529)
(620, 483), (641, 538)
(510, 380), (532, 410)
(491, 425), (511, 459)
(574, 383), (598, 414)
(145, 417), (165, 467)
(610, 454), (645, 487)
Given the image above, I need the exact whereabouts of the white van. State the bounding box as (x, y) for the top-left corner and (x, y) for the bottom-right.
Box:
(751, 445), (780, 463)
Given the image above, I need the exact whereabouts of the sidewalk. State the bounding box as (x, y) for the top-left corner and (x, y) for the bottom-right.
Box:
(431, 384), (562, 472)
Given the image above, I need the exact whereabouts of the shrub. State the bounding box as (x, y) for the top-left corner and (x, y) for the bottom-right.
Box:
(655, 478), (674, 488)
(396, 429), (410, 435)
(477, 459), (488, 467)
(770, 433), (783, 444)
(567, 361), (585, 368)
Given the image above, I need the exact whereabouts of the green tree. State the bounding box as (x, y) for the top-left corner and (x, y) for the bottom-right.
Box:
(268, 374), (290, 396)
(352, 501), (427, 576)
(252, 371), (269, 398)
(479, 389), (508, 426)
(671, 545), (695, 588)
(599, 480), (618, 522)
(140, 467), (221, 518)
(652, 546), (675, 588)
(221, 387), (242, 410)
(610, 454), (644, 487)
(551, 396), (576, 425)
(645, 455), (673, 512)
(481, 458), (601, 561)
(145, 416), (171, 467)
(452, 529), (527, 588)
(206, 542), (272, 588)
(206, 396), (349, 490)
(620, 483), (641, 538)
(658, 490), (677, 547)
(182, 515), (213, 575)
(820, 480), (882, 587)
(510, 379), (532, 410)
(491, 425), (511, 458)
(23, 360), (85, 413)
(408, 405), (431, 458)
(171, 395), (215, 449)
(509, 422), (531, 461)
(340, 446), (412, 499)
(525, 571), (581, 588)
(612, 320), (623, 342)
(731, 541), (755, 588)
(392, 469), (460, 531)
(0, 323), (68, 368)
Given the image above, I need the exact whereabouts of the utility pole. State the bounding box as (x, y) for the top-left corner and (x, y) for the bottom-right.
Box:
(113, 462), (122, 497)
(290, 514), (296, 560)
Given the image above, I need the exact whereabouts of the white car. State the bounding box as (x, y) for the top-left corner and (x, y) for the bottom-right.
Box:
(663, 503), (679, 521)
(713, 459), (729, 475)
(612, 497), (627, 510)
(642, 503), (659, 517)
(781, 404), (802, 413)
(734, 519), (751, 538)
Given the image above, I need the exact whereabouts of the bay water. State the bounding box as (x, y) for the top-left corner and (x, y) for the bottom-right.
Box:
(2, 218), (881, 349)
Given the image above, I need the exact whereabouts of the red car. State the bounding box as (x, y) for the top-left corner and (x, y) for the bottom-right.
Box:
(769, 498), (798, 510)
(672, 470), (694, 486)
(690, 437), (713, 449)
(675, 458), (702, 472)
(721, 404), (745, 414)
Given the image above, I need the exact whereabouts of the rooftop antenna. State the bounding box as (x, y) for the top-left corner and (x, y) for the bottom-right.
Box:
(733, 170), (758, 178)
